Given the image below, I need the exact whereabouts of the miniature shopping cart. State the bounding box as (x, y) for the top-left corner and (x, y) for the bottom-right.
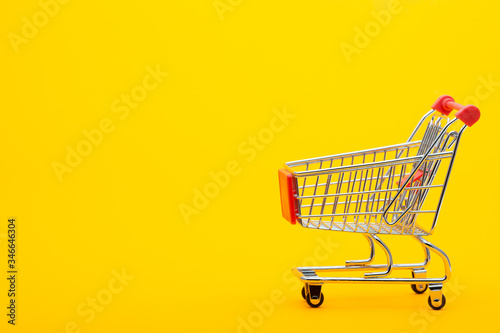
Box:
(278, 95), (480, 310)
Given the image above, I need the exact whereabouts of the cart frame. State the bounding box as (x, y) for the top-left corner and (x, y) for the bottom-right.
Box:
(279, 95), (480, 309)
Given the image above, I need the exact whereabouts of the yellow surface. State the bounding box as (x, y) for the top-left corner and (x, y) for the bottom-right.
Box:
(1, 0), (498, 332)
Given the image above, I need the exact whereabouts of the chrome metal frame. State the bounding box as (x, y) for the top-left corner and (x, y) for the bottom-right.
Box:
(294, 235), (449, 308)
(283, 109), (469, 309)
(293, 236), (449, 285)
(285, 111), (464, 236)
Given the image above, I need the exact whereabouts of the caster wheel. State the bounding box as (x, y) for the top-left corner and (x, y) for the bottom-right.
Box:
(301, 287), (306, 300)
(428, 294), (446, 310)
(411, 283), (428, 294)
(306, 292), (324, 308)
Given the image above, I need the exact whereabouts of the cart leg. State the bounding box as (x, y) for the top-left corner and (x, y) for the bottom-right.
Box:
(346, 234), (375, 266)
(428, 284), (446, 310)
(416, 236), (451, 280)
(411, 268), (428, 294)
(415, 236), (432, 268)
(365, 235), (393, 277)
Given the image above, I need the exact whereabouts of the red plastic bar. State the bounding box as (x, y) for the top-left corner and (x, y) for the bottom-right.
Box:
(278, 169), (298, 224)
(398, 169), (424, 187)
(431, 95), (481, 127)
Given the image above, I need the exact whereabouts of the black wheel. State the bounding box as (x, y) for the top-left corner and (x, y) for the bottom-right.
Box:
(301, 287), (306, 300)
(306, 292), (324, 308)
(428, 294), (446, 310)
(411, 283), (428, 294)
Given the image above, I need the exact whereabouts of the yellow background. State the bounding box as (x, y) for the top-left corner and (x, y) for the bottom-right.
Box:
(1, 0), (499, 332)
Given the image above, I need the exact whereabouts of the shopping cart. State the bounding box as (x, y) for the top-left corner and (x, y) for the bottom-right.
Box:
(278, 95), (480, 310)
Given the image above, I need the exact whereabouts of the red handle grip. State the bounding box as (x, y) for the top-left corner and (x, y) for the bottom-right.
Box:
(431, 95), (481, 127)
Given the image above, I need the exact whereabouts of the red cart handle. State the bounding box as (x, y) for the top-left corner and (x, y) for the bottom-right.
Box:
(431, 95), (481, 127)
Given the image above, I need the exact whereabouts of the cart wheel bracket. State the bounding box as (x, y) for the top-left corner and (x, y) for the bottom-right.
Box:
(411, 268), (428, 294)
(428, 284), (446, 310)
(305, 283), (324, 307)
